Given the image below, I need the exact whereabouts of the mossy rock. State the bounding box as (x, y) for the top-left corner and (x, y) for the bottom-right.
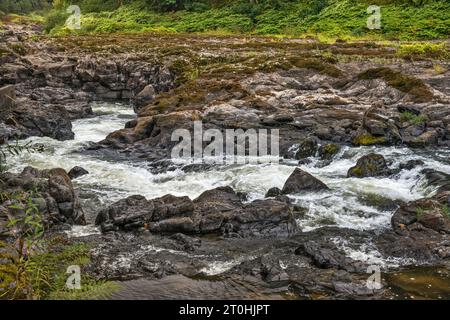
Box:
(347, 153), (390, 178)
(360, 192), (399, 211)
(318, 143), (340, 160)
(358, 67), (433, 103)
(288, 57), (343, 78)
(352, 133), (386, 146)
(295, 137), (318, 160)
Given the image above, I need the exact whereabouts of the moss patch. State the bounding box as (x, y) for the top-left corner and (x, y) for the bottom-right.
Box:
(0, 237), (119, 300)
(352, 133), (386, 146)
(400, 111), (427, 125)
(358, 67), (433, 102)
(288, 57), (344, 78)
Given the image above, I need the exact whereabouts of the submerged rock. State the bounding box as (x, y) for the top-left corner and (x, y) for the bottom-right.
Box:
(399, 159), (424, 171)
(265, 187), (281, 198)
(281, 168), (329, 195)
(68, 166), (89, 180)
(422, 169), (450, 193)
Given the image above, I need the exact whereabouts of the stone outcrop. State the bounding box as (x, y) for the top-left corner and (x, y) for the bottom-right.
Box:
(281, 168), (329, 195)
(0, 167), (86, 238)
(0, 24), (175, 143)
(95, 186), (304, 237)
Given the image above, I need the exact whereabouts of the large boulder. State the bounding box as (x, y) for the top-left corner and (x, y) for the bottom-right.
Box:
(0, 167), (85, 238)
(347, 153), (391, 178)
(376, 192), (450, 262)
(281, 168), (329, 195)
(96, 186), (304, 237)
(96, 194), (194, 232)
(391, 194), (450, 235)
(6, 99), (75, 141)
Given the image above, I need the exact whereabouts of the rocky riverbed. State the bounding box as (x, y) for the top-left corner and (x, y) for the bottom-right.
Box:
(1, 22), (449, 299)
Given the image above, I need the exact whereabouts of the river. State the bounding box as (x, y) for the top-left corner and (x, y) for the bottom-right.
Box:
(9, 102), (450, 231)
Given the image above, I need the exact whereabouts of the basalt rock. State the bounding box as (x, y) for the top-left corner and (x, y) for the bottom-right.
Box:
(265, 187), (281, 198)
(95, 194), (194, 232)
(281, 168), (329, 195)
(0, 97), (75, 141)
(391, 194), (450, 235)
(133, 84), (156, 112)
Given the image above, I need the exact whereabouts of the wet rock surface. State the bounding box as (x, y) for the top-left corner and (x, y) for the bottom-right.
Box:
(0, 167), (85, 238)
(0, 24), (175, 142)
(96, 186), (303, 237)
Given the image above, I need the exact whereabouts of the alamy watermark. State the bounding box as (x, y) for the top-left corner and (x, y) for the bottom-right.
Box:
(367, 5), (382, 30)
(65, 265), (81, 290)
(66, 5), (81, 30)
(171, 121), (280, 165)
(366, 265), (383, 290)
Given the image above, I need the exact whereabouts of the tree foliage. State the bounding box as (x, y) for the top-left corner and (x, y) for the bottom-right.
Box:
(0, 0), (51, 14)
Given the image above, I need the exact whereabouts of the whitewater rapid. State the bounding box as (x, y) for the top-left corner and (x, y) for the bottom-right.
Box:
(8, 102), (450, 232)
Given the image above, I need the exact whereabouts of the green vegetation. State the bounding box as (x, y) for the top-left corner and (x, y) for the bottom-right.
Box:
(0, 0), (51, 14)
(1, 235), (119, 300)
(0, 141), (117, 300)
(0, 140), (44, 173)
(400, 111), (427, 124)
(0, 192), (118, 300)
(415, 206), (425, 219)
(398, 42), (450, 60)
(34, 0), (450, 40)
(442, 205), (450, 219)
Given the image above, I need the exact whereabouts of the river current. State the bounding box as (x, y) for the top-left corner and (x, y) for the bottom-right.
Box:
(9, 103), (450, 231)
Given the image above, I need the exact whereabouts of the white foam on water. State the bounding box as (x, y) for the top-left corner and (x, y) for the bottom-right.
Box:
(65, 225), (101, 238)
(331, 237), (417, 269)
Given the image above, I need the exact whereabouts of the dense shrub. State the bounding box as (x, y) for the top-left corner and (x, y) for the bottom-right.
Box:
(35, 0), (450, 40)
(0, 0), (51, 14)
